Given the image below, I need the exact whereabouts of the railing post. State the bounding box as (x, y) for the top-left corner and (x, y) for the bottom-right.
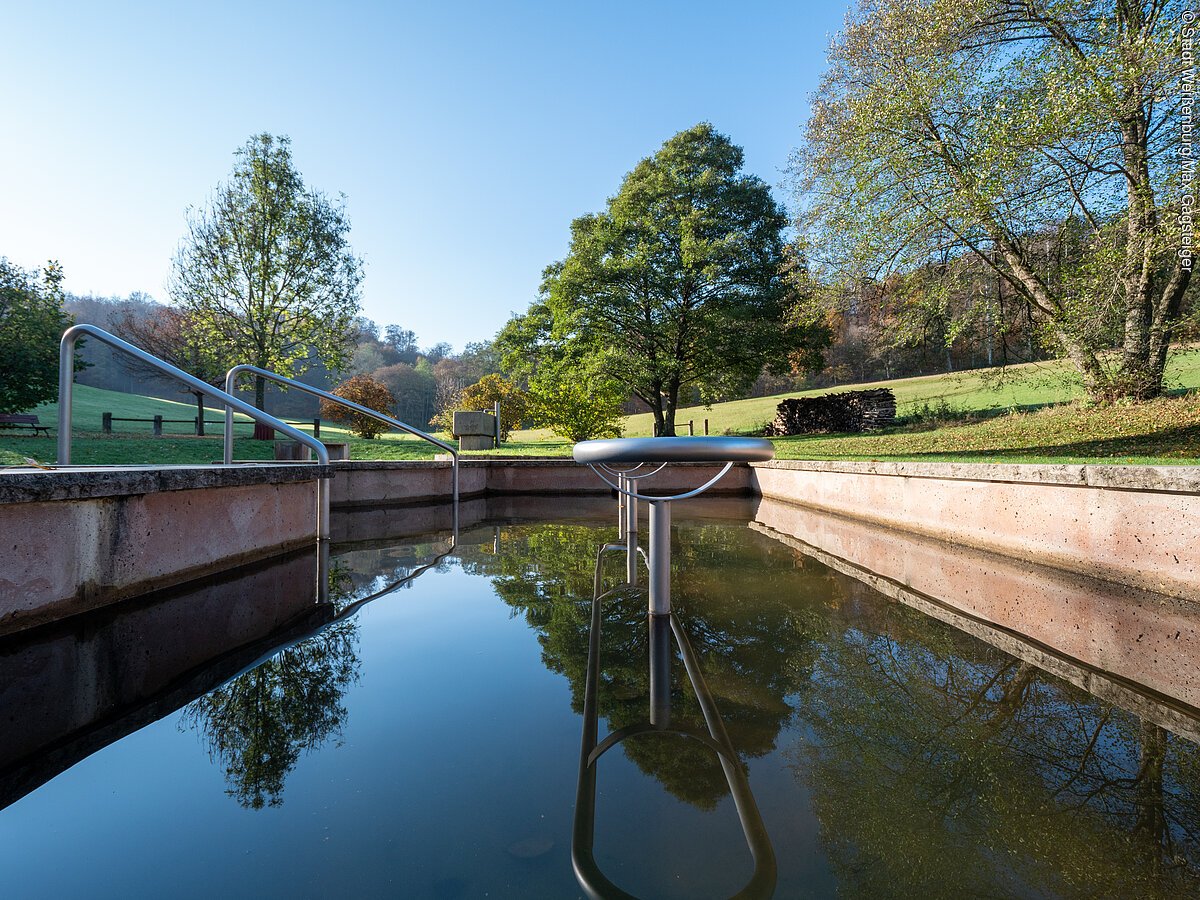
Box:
(313, 418), (320, 438)
(625, 476), (639, 586)
(153, 415), (163, 436)
(102, 412), (112, 434)
(58, 333), (76, 464)
(649, 613), (671, 727)
(648, 500), (670, 615)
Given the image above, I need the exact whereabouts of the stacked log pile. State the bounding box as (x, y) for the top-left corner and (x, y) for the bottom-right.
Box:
(766, 388), (896, 435)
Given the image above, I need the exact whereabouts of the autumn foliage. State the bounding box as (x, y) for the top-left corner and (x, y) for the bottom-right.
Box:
(321, 375), (395, 439)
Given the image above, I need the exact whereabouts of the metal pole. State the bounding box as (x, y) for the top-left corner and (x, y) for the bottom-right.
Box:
(318, 478), (330, 542)
(223, 401), (235, 465)
(625, 479), (639, 586)
(649, 613), (671, 728)
(493, 400), (501, 447)
(451, 454), (459, 545)
(57, 334), (75, 464)
(648, 500), (670, 615)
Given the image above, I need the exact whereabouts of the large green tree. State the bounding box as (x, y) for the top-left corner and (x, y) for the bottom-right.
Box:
(0, 258), (73, 414)
(519, 123), (822, 436)
(170, 134), (363, 409)
(793, 0), (1192, 401)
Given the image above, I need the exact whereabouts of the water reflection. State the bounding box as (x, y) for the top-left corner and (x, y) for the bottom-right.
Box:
(793, 588), (1200, 898)
(457, 523), (818, 810)
(181, 619), (361, 809)
(458, 516), (1200, 896)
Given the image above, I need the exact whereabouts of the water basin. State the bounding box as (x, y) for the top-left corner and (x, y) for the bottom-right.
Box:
(0, 496), (1196, 898)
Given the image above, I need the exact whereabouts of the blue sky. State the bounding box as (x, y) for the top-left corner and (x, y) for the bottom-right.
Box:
(1, 1), (849, 350)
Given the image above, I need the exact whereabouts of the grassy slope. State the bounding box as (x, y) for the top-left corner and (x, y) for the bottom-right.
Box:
(3, 352), (1198, 466)
(616, 350), (1200, 437)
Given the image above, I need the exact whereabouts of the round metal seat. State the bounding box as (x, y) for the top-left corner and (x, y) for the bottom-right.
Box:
(573, 436), (775, 465)
(574, 436), (775, 615)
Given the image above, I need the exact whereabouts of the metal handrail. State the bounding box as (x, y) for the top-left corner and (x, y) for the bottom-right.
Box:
(223, 365), (459, 532)
(56, 325), (331, 539)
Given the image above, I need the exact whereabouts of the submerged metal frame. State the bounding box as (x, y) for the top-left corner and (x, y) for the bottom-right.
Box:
(223, 364), (460, 540)
(572, 547), (777, 899)
(56, 325), (332, 539)
(575, 437), (773, 615)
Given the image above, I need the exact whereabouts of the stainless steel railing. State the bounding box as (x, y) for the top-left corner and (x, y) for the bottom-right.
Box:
(56, 325), (332, 539)
(223, 364), (459, 537)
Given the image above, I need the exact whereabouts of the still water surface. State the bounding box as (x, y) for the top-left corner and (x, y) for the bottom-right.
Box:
(1, 510), (1197, 898)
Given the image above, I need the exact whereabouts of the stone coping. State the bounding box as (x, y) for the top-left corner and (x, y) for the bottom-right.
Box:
(0, 464), (333, 505)
(752, 459), (1200, 494)
(335, 457), (747, 469)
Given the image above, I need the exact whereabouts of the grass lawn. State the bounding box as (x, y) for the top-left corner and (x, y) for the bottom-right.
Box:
(770, 392), (1200, 465)
(617, 349), (1200, 437)
(3, 352), (1199, 467)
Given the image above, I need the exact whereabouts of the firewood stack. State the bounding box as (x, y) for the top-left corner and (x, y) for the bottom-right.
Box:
(766, 388), (897, 436)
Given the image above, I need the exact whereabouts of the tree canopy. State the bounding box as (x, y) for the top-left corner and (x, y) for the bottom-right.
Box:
(0, 258), (73, 415)
(511, 123), (824, 436)
(792, 0), (1193, 401)
(170, 133), (363, 408)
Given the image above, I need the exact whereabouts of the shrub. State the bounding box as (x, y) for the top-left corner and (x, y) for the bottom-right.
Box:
(321, 375), (395, 439)
(431, 374), (528, 441)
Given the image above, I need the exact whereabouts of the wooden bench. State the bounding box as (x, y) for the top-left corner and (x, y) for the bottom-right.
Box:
(0, 414), (51, 436)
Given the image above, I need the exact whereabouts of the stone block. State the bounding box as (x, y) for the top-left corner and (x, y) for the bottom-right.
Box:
(460, 434), (495, 451)
(453, 410), (496, 436)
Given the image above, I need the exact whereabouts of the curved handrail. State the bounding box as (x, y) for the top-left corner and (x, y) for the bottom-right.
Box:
(572, 559), (777, 899)
(57, 326), (328, 466)
(57, 326), (331, 539)
(223, 365), (459, 534)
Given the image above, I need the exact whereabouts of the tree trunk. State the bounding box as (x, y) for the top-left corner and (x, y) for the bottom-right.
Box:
(194, 391), (205, 436)
(660, 381), (680, 436)
(255, 375), (266, 411)
(1134, 719), (1167, 877)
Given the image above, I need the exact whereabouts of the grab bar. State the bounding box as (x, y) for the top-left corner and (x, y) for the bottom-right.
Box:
(223, 364), (459, 539)
(57, 325), (331, 538)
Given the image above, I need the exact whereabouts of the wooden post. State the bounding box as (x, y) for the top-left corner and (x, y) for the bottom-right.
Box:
(687, 420), (694, 435)
(102, 412), (112, 434)
(153, 415), (163, 436)
(704, 419), (709, 435)
(313, 418), (321, 438)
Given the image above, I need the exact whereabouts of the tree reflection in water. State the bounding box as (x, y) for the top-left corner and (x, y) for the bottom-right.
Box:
(793, 582), (1200, 898)
(458, 521), (826, 808)
(461, 520), (1200, 894)
(181, 619), (361, 809)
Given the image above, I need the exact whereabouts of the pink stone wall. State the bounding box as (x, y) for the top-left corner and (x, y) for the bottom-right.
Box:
(751, 461), (1200, 603)
(753, 497), (1200, 717)
(1, 480), (318, 634)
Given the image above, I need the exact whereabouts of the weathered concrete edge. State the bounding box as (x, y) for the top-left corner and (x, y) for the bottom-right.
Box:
(0, 464), (334, 504)
(753, 458), (1200, 494)
(751, 521), (1200, 745)
(0, 532), (319, 636)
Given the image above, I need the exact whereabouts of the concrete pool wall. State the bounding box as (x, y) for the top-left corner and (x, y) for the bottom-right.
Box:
(750, 460), (1199, 604)
(0, 464), (329, 634)
(1, 457), (1196, 637)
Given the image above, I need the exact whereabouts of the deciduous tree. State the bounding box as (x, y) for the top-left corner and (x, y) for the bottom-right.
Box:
(0, 258), (74, 414)
(531, 124), (823, 436)
(321, 375), (394, 439)
(171, 134), (363, 409)
(792, 0), (1193, 400)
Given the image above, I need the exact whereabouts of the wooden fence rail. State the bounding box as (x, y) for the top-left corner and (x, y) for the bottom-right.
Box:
(101, 412), (321, 438)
